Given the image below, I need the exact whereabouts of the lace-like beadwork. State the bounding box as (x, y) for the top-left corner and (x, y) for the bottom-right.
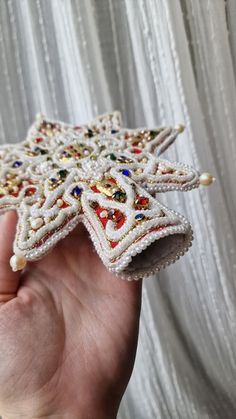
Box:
(0, 111), (207, 279)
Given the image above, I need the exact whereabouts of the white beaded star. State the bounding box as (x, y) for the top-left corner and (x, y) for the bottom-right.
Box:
(0, 112), (213, 280)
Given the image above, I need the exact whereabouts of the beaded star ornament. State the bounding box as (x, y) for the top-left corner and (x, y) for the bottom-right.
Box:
(0, 112), (213, 280)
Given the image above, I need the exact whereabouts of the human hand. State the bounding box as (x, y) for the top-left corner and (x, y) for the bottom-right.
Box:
(0, 211), (142, 419)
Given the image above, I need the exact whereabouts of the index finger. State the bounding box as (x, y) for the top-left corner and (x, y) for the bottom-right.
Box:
(0, 211), (20, 302)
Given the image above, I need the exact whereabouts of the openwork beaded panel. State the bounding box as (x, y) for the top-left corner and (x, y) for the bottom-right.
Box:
(0, 112), (212, 279)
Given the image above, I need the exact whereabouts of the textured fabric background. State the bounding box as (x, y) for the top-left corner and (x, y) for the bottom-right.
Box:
(0, 1), (236, 418)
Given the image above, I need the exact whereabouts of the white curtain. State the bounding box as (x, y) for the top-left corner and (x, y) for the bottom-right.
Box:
(0, 1), (236, 418)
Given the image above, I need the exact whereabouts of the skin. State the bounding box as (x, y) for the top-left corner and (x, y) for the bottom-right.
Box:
(0, 211), (142, 419)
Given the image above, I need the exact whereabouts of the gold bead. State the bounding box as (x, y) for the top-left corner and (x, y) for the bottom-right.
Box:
(199, 172), (214, 186)
(175, 124), (185, 133)
(95, 182), (113, 197)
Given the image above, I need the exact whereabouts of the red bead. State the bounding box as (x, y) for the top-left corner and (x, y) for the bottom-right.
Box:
(95, 206), (108, 228)
(110, 241), (118, 248)
(132, 148), (141, 154)
(91, 185), (100, 193)
(25, 187), (37, 196)
(135, 196), (149, 209)
(35, 137), (43, 143)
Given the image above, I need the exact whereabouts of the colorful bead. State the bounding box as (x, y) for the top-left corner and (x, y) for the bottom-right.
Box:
(109, 153), (117, 161)
(87, 129), (94, 138)
(95, 179), (117, 197)
(108, 209), (116, 219)
(35, 147), (48, 155)
(58, 169), (68, 179)
(149, 130), (159, 139)
(24, 186), (36, 196)
(135, 213), (145, 221)
(49, 177), (57, 183)
(71, 186), (82, 198)
(132, 148), (142, 154)
(117, 155), (133, 163)
(122, 169), (130, 176)
(12, 161), (23, 168)
(112, 191), (126, 202)
(90, 201), (98, 209)
(135, 196), (149, 209)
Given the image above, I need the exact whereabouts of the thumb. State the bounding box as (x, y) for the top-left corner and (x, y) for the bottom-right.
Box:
(0, 211), (20, 302)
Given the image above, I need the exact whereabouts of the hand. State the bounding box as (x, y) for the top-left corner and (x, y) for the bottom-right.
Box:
(0, 212), (142, 419)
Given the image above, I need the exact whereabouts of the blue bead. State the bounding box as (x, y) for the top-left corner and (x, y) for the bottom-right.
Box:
(49, 178), (57, 183)
(135, 213), (145, 220)
(111, 129), (118, 134)
(122, 169), (130, 176)
(72, 186), (82, 197)
(12, 160), (23, 168)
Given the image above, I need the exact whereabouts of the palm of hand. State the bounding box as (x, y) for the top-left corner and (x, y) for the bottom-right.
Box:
(0, 212), (142, 419)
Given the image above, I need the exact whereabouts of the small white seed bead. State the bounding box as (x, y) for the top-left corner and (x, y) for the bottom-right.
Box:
(100, 210), (108, 218)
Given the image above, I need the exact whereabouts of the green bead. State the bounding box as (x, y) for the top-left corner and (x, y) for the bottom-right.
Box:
(149, 130), (158, 140)
(58, 169), (68, 179)
(112, 191), (126, 202)
(109, 153), (116, 161)
(39, 148), (48, 155)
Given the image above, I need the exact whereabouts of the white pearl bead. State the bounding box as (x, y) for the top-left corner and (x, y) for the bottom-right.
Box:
(199, 172), (214, 186)
(31, 217), (44, 229)
(10, 254), (27, 272)
(175, 124), (185, 133)
(100, 210), (108, 218)
(36, 112), (43, 120)
(56, 199), (64, 208)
